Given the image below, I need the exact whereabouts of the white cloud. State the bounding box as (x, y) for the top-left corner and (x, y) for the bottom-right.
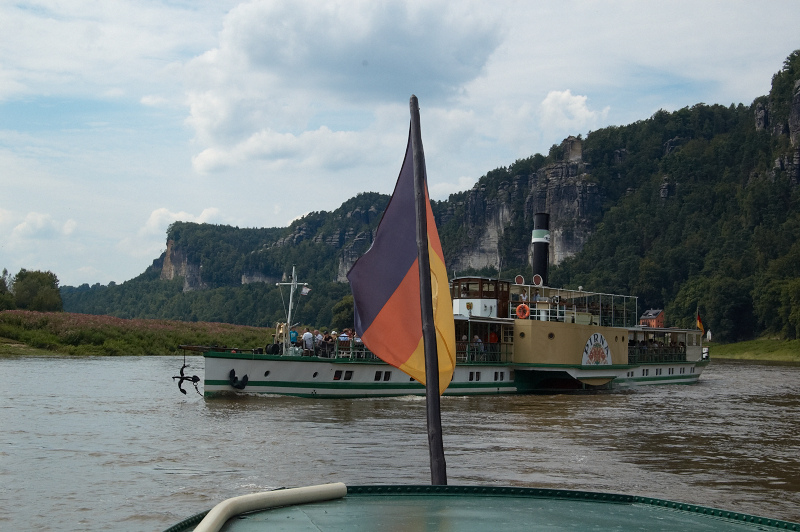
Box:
(183, 0), (504, 172)
(139, 207), (222, 237)
(10, 212), (77, 241)
(2, 0), (800, 287)
(429, 175), (479, 200)
(140, 95), (170, 107)
(540, 90), (610, 132)
(115, 207), (224, 260)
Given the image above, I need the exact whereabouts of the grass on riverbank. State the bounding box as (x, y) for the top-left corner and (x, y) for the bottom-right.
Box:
(0, 310), (274, 356)
(710, 338), (800, 363)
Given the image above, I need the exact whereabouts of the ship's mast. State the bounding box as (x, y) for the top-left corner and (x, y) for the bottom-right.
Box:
(276, 265), (307, 354)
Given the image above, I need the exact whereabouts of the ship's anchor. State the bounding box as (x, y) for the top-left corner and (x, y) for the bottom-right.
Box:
(173, 354), (201, 396)
(229, 369), (249, 390)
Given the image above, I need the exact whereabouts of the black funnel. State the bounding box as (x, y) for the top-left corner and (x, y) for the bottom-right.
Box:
(531, 213), (549, 286)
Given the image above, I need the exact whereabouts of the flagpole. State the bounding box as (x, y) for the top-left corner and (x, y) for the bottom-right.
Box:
(410, 95), (447, 485)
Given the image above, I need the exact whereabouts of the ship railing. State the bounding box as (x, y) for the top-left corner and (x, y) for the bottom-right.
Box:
(329, 339), (380, 361)
(509, 302), (638, 328)
(627, 346), (687, 364)
(455, 342), (512, 364)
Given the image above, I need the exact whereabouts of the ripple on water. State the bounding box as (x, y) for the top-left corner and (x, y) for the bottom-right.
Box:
(1, 356), (799, 530)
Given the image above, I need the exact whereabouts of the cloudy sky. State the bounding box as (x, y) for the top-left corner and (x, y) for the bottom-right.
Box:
(1, 1), (798, 287)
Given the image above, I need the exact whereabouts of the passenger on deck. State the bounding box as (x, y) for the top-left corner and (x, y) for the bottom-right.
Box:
(314, 329), (324, 355)
(471, 335), (484, 359)
(457, 335), (468, 358)
(289, 327), (299, 346)
(488, 329), (499, 356)
(302, 328), (314, 355)
(322, 331), (334, 356)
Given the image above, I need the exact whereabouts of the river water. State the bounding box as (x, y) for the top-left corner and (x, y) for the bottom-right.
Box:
(1, 356), (799, 531)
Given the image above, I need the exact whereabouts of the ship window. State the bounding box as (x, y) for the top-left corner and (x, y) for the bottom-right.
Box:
(410, 377), (414, 381)
(494, 371), (499, 381)
(344, 370), (353, 381)
(264, 371), (271, 377)
(509, 370), (515, 381)
(500, 372), (504, 381)
(475, 372), (481, 381)
(483, 280), (496, 298)
(383, 371), (392, 381)
(690, 367), (695, 374)
(334, 370), (342, 381)
(469, 372), (474, 382)
(460, 281), (480, 298)
(374, 371), (382, 381)
(312, 372), (318, 378)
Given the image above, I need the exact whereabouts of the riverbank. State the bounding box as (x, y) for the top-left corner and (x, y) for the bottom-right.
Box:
(0, 310), (274, 357)
(709, 338), (800, 363)
(2, 309), (797, 362)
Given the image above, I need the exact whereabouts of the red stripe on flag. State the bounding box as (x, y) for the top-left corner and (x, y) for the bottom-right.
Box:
(360, 259), (422, 368)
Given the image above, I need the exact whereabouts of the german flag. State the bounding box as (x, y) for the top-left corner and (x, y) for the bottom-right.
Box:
(696, 310), (705, 335)
(347, 129), (455, 394)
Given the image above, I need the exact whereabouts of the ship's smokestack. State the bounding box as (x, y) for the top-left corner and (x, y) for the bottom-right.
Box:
(531, 213), (550, 286)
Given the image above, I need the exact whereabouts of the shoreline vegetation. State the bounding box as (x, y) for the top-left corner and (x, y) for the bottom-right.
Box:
(1, 310), (798, 363)
(0, 310), (274, 357)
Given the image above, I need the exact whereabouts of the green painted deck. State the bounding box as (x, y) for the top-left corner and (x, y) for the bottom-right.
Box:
(167, 486), (800, 532)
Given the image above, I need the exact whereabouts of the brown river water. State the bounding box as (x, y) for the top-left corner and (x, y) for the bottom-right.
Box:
(1, 356), (799, 531)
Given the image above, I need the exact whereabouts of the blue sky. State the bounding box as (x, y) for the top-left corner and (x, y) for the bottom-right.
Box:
(1, 0), (799, 286)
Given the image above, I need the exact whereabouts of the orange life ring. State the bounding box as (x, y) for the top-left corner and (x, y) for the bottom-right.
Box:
(516, 304), (530, 319)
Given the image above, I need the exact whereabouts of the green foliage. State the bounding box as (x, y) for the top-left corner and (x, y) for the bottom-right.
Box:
(769, 50), (800, 126)
(331, 295), (354, 331)
(0, 310), (273, 356)
(0, 269), (14, 310)
(11, 269), (63, 312)
(59, 50), (800, 344)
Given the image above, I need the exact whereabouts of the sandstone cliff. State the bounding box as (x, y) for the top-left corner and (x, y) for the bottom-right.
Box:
(160, 239), (206, 292)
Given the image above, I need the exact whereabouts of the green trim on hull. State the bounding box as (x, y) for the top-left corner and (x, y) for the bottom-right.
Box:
(204, 379), (518, 398)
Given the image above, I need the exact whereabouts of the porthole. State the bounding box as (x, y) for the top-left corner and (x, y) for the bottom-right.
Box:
(519, 332), (525, 338)
(615, 336), (618, 342)
(264, 371), (270, 377)
(312, 372), (318, 378)
(548, 332), (555, 340)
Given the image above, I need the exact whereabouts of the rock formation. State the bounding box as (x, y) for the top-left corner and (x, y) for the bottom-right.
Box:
(160, 240), (206, 292)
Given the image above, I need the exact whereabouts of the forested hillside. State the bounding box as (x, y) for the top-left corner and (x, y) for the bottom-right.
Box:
(63, 51), (800, 342)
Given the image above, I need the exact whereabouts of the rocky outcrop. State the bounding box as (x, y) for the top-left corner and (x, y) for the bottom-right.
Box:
(336, 229), (373, 282)
(446, 136), (601, 274)
(160, 240), (206, 292)
(789, 79), (800, 147)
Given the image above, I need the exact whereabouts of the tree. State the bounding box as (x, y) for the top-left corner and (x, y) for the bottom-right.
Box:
(0, 268), (14, 310)
(331, 295), (354, 332)
(11, 269), (63, 312)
